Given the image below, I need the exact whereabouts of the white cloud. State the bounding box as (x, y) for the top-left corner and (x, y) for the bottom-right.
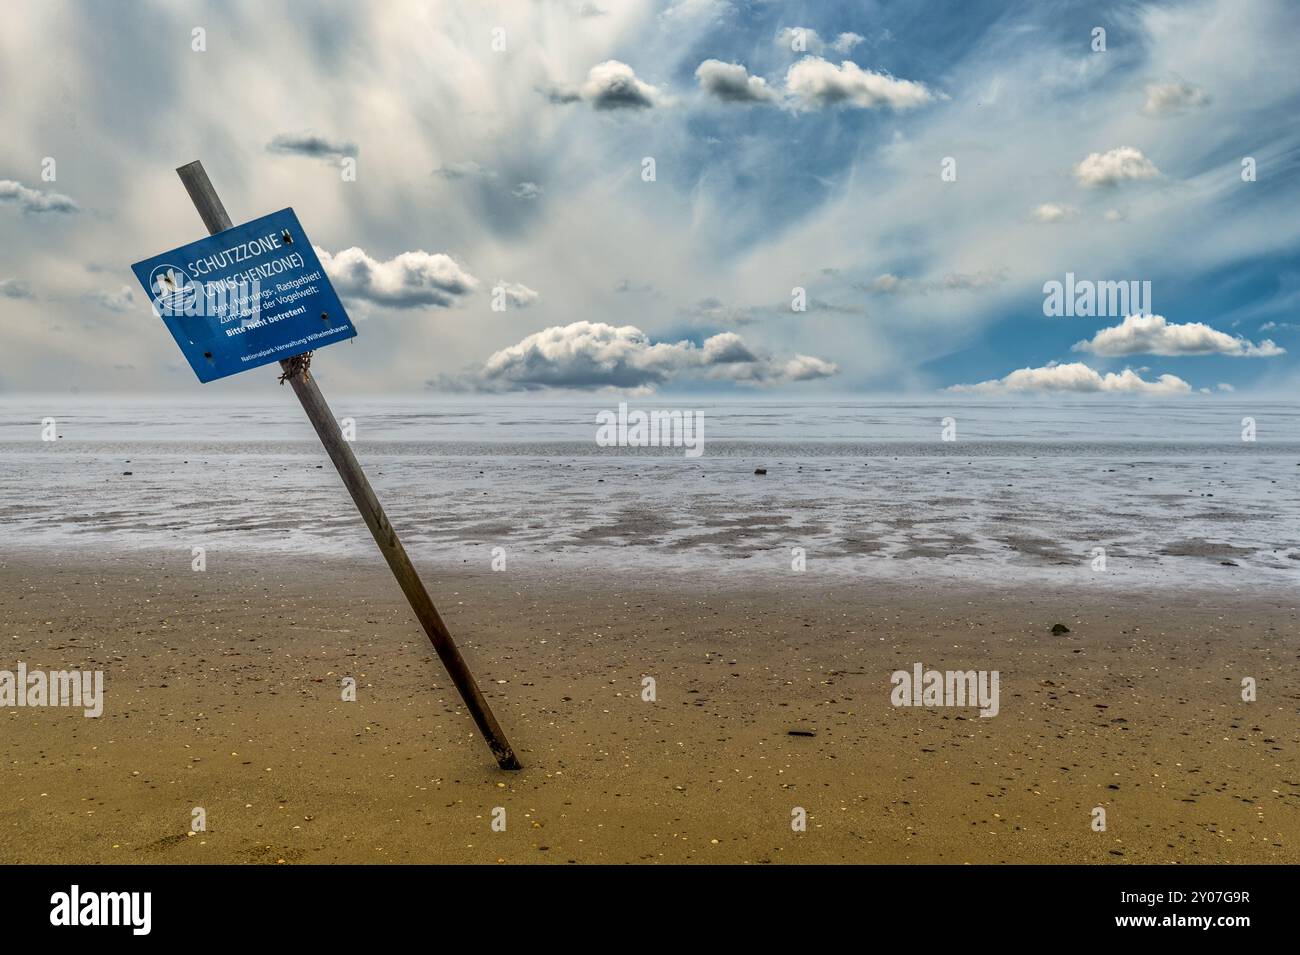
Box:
(1030, 202), (1077, 223)
(1072, 314), (1285, 357)
(785, 56), (934, 111)
(695, 60), (779, 104)
(316, 246), (478, 308)
(832, 32), (866, 54)
(1073, 146), (1160, 187)
(464, 320), (838, 391)
(511, 181), (544, 200)
(775, 27), (865, 56)
(1104, 208), (1126, 222)
(948, 362), (1192, 394)
(0, 179), (78, 214)
(1141, 80), (1210, 116)
(495, 280), (539, 308)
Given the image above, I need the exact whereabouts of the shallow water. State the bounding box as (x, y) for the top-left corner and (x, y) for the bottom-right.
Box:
(1, 396), (1297, 592)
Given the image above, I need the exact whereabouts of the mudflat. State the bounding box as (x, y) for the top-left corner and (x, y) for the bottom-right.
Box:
(0, 551), (1295, 864)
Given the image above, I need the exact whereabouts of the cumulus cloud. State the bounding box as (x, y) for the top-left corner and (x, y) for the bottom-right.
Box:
(316, 246), (478, 308)
(550, 60), (667, 110)
(495, 280), (539, 308)
(695, 60), (780, 104)
(863, 270), (1006, 295)
(456, 320), (837, 391)
(1073, 146), (1160, 187)
(775, 27), (864, 55)
(267, 132), (357, 161)
(1141, 80), (1210, 116)
(511, 181), (544, 200)
(785, 57), (933, 111)
(1030, 202), (1077, 223)
(0, 279), (34, 299)
(1072, 314), (1285, 357)
(0, 180), (79, 214)
(948, 362), (1191, 395)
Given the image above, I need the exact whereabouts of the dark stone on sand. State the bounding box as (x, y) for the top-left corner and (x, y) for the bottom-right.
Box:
(754, 468), (767, 475)
(787, 729), (816, 737)
(1050, 623), (1070, 635)
(122, 471), (133, 476)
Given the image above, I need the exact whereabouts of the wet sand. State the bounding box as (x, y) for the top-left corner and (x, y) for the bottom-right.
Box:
(0, 550), (1296, 864)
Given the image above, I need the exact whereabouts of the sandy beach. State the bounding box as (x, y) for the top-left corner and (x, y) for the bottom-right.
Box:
(1, 549), (1295, 864)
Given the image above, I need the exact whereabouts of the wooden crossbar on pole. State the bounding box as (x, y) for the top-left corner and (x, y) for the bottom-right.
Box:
(175, 160), (521, 770)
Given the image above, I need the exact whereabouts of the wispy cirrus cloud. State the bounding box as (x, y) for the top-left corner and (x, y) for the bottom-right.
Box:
(863, 270), (1007, 295)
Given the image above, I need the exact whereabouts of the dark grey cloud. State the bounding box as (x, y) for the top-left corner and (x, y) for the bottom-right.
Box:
(546, 61), (666, 110)
(267, 132), (357, 161)
(0, 180), (79, 214)
(433, 161), (497, 180)
(613, 278), (658, 296)
(0, 279), (34, 299)
(695, 60), (779, 104)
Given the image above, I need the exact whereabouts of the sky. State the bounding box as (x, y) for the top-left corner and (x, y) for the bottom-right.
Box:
(1, 0), (1298, 397)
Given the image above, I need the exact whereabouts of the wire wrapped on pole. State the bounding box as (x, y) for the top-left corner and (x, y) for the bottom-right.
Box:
(278, 351), (313, 384)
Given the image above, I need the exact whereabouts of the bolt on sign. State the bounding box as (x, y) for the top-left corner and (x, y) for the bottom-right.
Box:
(131, 208), (355, 382)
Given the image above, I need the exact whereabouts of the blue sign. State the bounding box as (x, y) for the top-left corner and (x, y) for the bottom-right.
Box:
(131, 208), (356, 382)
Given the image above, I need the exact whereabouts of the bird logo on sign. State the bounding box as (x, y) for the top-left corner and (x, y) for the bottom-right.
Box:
(147, 264), (199, 315)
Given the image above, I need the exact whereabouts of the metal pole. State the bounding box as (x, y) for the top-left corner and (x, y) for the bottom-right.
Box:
(175, 160), (521, 770)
